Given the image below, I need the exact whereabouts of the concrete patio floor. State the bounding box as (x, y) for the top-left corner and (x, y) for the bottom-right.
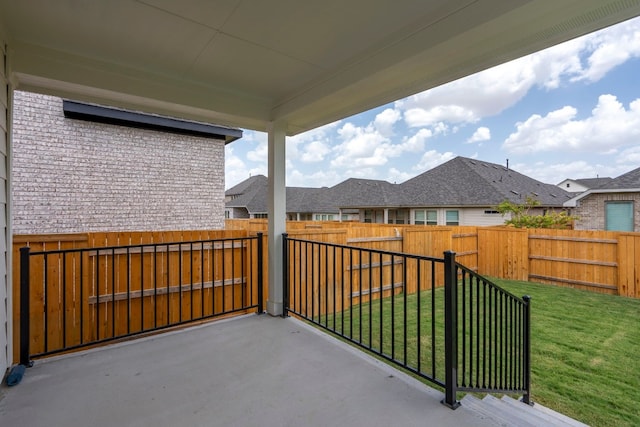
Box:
(0, 314), (500, 427)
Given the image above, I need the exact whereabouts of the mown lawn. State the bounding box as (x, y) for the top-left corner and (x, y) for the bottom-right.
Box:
(322, 279), (640, 427)
(492, 279), (640, 427)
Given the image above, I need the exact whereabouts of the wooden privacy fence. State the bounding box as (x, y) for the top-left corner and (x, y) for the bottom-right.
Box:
(477, 227), (640, 297)
(13, 230), (266, 361)
(228, 220), (640, 298)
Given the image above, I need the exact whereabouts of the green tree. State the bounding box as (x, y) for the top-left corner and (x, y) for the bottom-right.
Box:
(496, 196), (575, 229)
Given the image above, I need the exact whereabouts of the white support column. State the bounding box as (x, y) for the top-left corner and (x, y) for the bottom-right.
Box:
(267, 120), (286, 316)
(383, 208), (389, 224)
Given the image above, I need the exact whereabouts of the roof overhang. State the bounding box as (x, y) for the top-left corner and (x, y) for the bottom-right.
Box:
(63, 100), (242, 143)
(2, 1), (640, 136)
(564, 188), (640, 207)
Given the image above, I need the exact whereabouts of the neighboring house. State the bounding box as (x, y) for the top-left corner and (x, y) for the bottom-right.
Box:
(226, 157), (573, 226)
(564, 166), (640, 232)
(348, 156), (573, 226)
(12, 91), (242, 234)
(225, 175), (269, 219)
(557, 177), (613, 193)
(224, 175), (359, 221)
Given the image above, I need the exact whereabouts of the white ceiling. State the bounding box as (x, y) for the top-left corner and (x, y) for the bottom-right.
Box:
(2, 0), (640, 135)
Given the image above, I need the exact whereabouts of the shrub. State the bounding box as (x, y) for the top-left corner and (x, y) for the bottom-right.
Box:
(496, 196), (575, 229)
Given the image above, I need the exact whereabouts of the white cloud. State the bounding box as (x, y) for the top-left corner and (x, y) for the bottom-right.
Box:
(396, 17), (640, 128)
(414, 150), (455, 172)
(245, 132), (268, 162)
(386, 167), (414, 184)
(617, 145), (640, 166)
(373, 108), (401, 137)
(225, 145), (266, 189)
(404, 105), (479, 127)
(512, 160), (623, 185)
(467, 127), (491, 143)
(572, 18), (640, 83)
(331, 121), (431, 169)
(287, 168), (343, 187)
(300, 140), (331, 163)
(503, 95), (640, 154)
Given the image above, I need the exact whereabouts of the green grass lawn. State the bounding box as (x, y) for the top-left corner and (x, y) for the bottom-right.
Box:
(320, 279), (640, 427)
(493, 279), (640, 427)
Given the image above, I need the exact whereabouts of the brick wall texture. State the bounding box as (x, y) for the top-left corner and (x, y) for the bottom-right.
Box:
(573, 192), (639, 231)
(12, 91), (226, 234)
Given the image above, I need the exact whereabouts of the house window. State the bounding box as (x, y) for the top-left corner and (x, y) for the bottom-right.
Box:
(445, 210), (459, 225)
(254, 213), (268, 219)
(414, 209), (437, 225)
(605, 201), (634, 231)
(225, 210), (230, 219)
(364, 209), (384, 223)
(387, 209), (408, 224)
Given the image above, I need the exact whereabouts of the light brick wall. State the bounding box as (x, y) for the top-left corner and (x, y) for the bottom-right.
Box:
(12, 91), (226, 234)
(574, 192), (640, 231)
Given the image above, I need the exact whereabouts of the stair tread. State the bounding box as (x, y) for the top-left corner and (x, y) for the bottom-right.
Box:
(461, 395), (539, 427)
(462, 394), (589, 427)
(500, 397), (589, 427)
(497, 395), (583, 427)
(482, 395), (552, 427)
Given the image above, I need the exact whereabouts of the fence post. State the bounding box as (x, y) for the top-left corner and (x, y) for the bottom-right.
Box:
(20, 246), (33, 367)
(442, 250), (460, 409)
(522, 295), (532, 405)
(282, 233), (289, 318)
(256, 233), (264, 314)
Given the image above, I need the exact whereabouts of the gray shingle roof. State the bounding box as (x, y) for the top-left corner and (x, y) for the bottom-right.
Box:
(328, 178), (401, 208)
(225, 156), (574, 214)
(398, 157), (572, 207)
(226, 175), (268, 197)
(600, 166), (640, 189)
(225, 175), (268, 214)
(573, 177), (614, 188)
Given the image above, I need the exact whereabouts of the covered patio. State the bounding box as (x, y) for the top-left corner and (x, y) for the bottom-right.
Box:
(0, 314), (494, 427)
(2, 1), (640, 422)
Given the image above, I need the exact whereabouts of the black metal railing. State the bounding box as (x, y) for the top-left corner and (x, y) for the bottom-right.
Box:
(283, 234), (531, 408)
(454, 262), (531, 404)
(283, 234), (449, 389)
(19, 234), (263, 365)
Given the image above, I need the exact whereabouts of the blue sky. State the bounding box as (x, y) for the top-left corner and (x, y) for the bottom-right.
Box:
(225, 17), (640, 189)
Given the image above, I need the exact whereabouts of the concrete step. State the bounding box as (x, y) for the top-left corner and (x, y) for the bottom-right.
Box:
(500, 396), (588, 427)
(460, 394), (588, 427)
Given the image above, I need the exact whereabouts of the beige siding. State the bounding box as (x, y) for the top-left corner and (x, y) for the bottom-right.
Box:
(409, 207), (507, 226)
(460, 208), (505, 226)
(1, 37), (9, 374)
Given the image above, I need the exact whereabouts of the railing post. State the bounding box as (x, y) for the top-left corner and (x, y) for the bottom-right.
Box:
(282, 233), (289, 318)
(256, 233), (264, 315)
(442, 250), (460, 409)
(20, 246), (33, 367)
(522, 295), (532, 405)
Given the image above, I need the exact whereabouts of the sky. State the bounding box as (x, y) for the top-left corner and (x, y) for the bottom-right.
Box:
(225, 17), (640, 190)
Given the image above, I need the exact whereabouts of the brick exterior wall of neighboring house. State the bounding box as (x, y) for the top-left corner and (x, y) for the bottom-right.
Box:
(573, 192), (640, 231)
(12, 91), (226, 234)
